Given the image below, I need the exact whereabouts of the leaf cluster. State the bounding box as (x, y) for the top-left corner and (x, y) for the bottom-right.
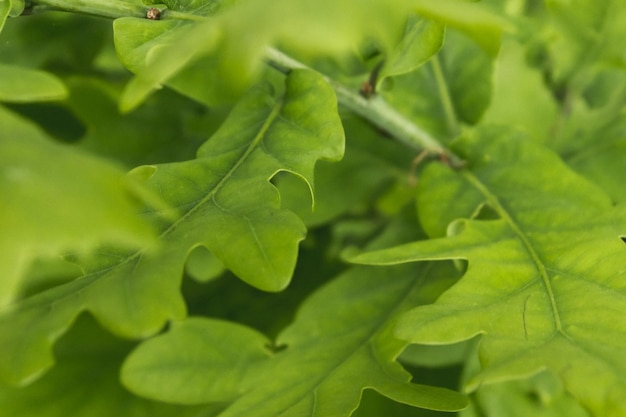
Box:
(1, 0), (625, 416)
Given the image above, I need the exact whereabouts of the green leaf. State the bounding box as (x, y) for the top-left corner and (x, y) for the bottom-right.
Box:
(135, 69), (343, 291)
(545, 0), (626, 86)
(113, 0), (230, 110)
(114, 18), (222, 111)
(463, 373), (592, 417)
(378, 16), (444, 82)
(461, 349), (591, 417)
(0, 13), (110, 70)
(0, 64), (68, 102)
(564, 115), (626, 204)
(0, 315), (223, 417)
(399, 339), (477, 368)
(554, 69), (626, 203)
(353, 389), (450, 417)
(412, 0), (512, 56)
(65, 77), (211, 167)
(481, 39), (558, 144)
(2, 0), (23, 18)
(115, 0), (411, 110)
(0, 69), (343, 385)
(184, 245), (225, 283)
(123, 261), (466, 415)
(383, 29), (493, 140)
(351, 127), (626, 416)
(0, 0), (9, 34)
(415, 161), (485, 239)
(276, 115), (408, 228)
(458, 343), (591, 417)
(122, 317), (271, 404)
(0, 105), (156, 310)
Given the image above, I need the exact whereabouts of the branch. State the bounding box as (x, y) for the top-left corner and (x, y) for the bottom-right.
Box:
(19, 0), (461, 164)
(265, 48), (448, 155)
(22, 0), (149, 19)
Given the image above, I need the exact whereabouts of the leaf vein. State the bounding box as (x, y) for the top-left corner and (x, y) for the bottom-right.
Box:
(461, 171), (564, 333)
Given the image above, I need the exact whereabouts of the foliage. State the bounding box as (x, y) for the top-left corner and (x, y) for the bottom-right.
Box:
(0, 0), (625, 416)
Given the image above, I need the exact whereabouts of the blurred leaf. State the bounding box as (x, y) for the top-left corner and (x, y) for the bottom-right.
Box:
(122, 317), (272, 404)
(0, 105), (156, 310)
(0, 0), (10, 34)
(553, 69), (626, 204)
(383, 29), (493, 140)
(4, 0), (23, 18)
(184, 245), (225, 283)
(461, 351), (591, 417)
(0, 69), (343, 386)
(545, 0), (626, 86)
(0, 13), (110, 70)
(481, 39), (558, 143)
(0, 315), (223, 417)
(563, 114), (626, 204)
(115, 0), (410, 110)
(378, 16), (444, 82)
(114, 18), (222, 111)
(412, 0), (512, 56)
(0, 64), (67, 102)
(66, 77), (212, 167)
(352, 127), (626, 416)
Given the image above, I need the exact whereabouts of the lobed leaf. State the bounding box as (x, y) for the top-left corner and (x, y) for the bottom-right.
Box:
(0, 69), (343, 386)
(123, 260), (467, 415)
(276, 115), (411, 228)
(352, 127), (626, 416)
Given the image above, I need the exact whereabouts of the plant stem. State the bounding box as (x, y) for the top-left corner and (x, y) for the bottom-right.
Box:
(24, 0), (148, 19)
(266, 48), (461, 163)
(431, 55), (460, 137)
(20, 0), (461, 163)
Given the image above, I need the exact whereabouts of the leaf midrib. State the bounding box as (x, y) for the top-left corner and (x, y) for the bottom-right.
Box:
(15, 97), (285, 323)
(162, 98), (284, 238)
(270, 268), (430, 417)
(461, 170), (564, 333)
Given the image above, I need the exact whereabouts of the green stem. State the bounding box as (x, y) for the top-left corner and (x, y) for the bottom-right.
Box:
(24, 0), (148, 19)
(20, 0), (460, 163)
(431, 55), (460, 137)
(266, 48), (461, 163)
